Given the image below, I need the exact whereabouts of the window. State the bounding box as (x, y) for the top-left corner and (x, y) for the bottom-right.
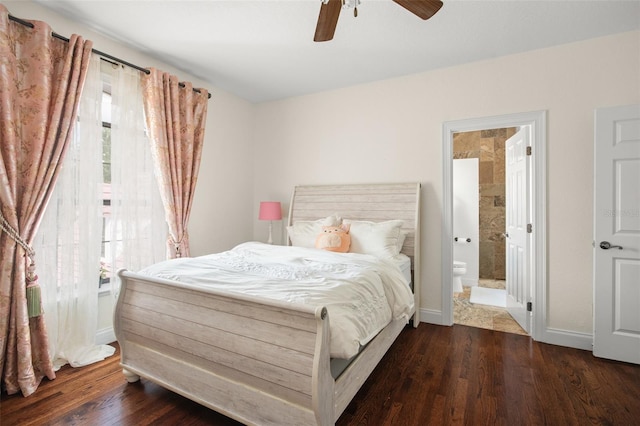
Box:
(100, 89), (112, 288)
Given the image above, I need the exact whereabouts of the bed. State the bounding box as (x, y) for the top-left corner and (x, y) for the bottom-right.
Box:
(114, 182), (421, 425)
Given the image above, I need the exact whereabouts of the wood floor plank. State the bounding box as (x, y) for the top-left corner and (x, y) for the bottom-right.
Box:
(2, 323), (639, 426)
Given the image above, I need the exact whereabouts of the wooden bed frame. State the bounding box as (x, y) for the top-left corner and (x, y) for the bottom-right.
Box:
(114, 182), (421, 425)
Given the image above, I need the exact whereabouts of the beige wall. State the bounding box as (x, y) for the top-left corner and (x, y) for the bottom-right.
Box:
(254, 30), (640, 334)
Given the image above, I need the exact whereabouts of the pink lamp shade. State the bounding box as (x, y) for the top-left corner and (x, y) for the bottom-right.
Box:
(258, 201), (282, 221)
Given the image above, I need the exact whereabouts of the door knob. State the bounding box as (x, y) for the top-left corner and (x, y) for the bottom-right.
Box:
(600, 241), (623, 250)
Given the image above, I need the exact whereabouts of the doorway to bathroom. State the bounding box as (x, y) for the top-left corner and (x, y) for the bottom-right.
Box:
(451, 128), (526, 335)
(442, 111), (547, 342)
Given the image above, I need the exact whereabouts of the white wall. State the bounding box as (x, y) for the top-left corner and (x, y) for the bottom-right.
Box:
(254, 30), (640, 335)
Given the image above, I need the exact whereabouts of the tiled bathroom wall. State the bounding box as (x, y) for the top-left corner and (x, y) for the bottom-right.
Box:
(453, 128), (517, 280)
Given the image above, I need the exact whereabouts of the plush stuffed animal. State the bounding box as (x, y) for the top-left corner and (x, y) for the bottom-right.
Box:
(315, 223), (351, 253)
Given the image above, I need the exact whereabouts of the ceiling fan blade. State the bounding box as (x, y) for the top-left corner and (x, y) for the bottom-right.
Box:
(392, 0), (443, 20)
(314, 0), (342, 42)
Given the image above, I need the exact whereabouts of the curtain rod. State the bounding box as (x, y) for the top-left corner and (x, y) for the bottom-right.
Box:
(8, 14), (212, 99)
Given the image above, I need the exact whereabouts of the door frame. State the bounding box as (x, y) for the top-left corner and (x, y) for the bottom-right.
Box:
(442, 110), (547, 342)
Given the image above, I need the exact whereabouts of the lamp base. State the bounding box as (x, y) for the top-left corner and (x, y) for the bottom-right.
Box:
(267, 221), (273, 244)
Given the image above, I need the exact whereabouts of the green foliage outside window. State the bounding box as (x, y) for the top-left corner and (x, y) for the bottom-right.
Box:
(102, 125), (111, 184)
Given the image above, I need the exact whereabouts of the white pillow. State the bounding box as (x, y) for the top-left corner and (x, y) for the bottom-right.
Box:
(344, 219), (405, 258)
(397, 230), (409, 253)
(287, 215), (344, 248)
(287, 219), (323, 248)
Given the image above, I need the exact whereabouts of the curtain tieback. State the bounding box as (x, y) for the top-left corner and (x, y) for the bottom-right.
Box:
(0, 210), (43, 318)
(168, 234), (185, 258)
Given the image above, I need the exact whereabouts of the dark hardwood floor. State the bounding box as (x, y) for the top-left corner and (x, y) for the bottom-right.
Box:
(2, 323), (639, 425)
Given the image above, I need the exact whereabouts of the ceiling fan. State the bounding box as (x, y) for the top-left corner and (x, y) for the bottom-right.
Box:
(314, 0), (443, 42)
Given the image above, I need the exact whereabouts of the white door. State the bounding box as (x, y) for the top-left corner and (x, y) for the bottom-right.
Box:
(505, 128), (531, 334)
(593, 104), (640, 364)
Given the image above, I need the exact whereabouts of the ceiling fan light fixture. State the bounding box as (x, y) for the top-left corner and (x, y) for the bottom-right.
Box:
(341, 0), (360, 17)
(342, 0), (361, 10)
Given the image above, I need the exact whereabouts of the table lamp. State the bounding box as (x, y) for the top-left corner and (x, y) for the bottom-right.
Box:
(258, 201), (282, 244)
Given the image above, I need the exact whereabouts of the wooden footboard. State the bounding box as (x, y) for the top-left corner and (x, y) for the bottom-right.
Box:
(114, 269), (334, 426)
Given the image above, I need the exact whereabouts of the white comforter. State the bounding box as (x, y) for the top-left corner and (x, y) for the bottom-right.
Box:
(138, 241), (415, 359)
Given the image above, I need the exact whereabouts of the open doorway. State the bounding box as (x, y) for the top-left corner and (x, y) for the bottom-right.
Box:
(442, 111), (547, 342)
(451, 128), (527, 335)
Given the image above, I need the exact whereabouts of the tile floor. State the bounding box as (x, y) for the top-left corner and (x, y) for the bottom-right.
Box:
(453, 279), (528, 336)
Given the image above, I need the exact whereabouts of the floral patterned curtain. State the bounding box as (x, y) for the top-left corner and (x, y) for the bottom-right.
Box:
(0, 5), (93, 396)
(141, 68), (208, 259)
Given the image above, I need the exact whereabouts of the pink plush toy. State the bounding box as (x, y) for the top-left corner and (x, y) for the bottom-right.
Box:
(315, 223), (351, 253)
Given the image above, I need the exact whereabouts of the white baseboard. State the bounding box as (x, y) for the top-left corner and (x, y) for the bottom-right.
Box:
(541, 327), (593, 351)
(96, 327), (116, 346)
(419, 308), (449, 325)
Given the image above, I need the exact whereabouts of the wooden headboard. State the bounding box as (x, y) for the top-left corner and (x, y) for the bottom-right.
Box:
(288, 182), (421, 319)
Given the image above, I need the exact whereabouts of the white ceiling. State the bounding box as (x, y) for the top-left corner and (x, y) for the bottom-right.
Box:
(34, 0), (640, 103)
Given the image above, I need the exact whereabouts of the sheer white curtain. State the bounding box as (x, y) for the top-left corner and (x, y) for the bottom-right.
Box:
(34, 54), (115, 369)
(34, 57), (166, 370)
(108, 65), (166, 289)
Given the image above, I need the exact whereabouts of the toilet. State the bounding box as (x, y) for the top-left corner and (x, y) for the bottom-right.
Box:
(453, 261), (467, 293)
